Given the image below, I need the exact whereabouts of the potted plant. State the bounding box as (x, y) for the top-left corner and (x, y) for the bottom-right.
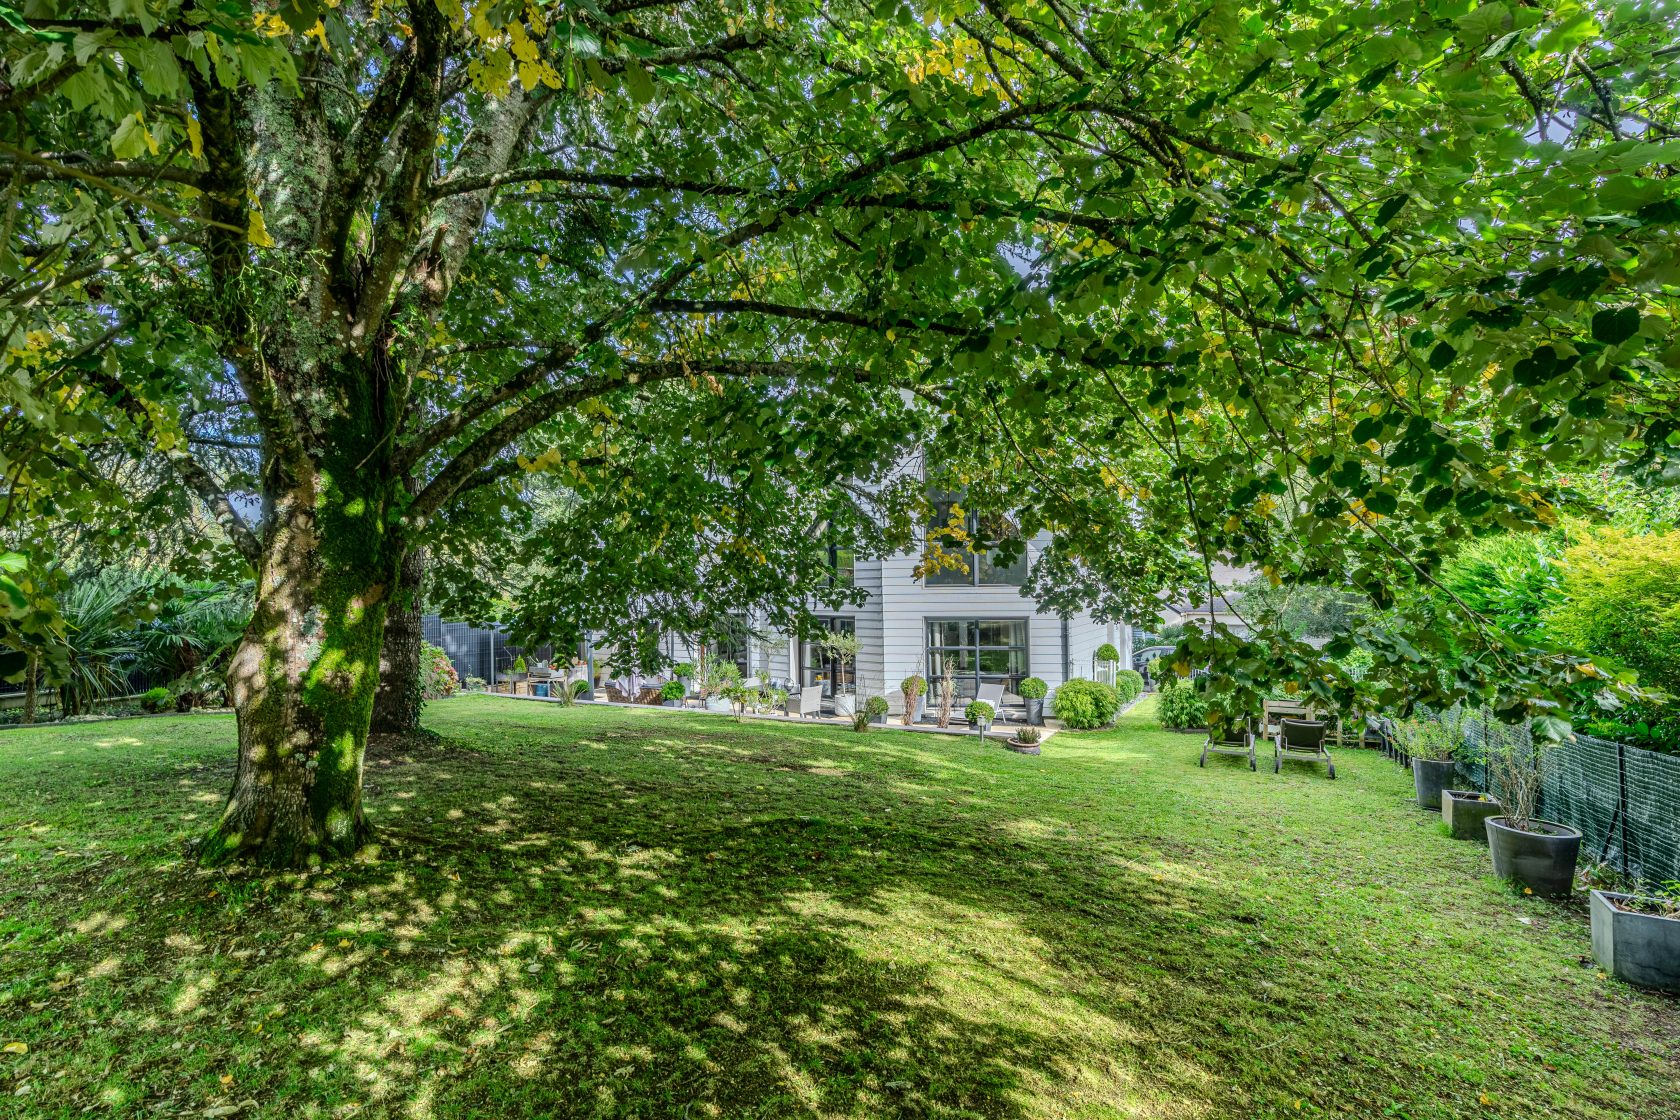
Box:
(965, 699), (995, 738)
(1398, 718), (1457, 811)
(1007, 726), (1042, 755)
(821, 632), (861, 717)
(865, 695), (890, 726)
(1018, 677), (1048, 725)
(1095, 642), (1120, 667)
(900, 674), (927, 725)
(702, 661), (741, 712)
(659, 680), (685, 708)
(1485, 729), (1580, 898)
(511, 655), (527, 685)
(1590, 886), (1680, 992)
(1442, 789), (1503, 842)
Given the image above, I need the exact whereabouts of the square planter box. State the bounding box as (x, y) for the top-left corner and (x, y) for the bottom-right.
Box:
(1591, 890), (1680, 992)
(1442, 789), (1501, 842)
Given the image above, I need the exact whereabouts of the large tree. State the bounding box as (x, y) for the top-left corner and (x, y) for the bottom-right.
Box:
(6, 0), (1676, 866)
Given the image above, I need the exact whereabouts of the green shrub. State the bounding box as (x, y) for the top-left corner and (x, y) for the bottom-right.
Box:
(512, 655), (527, 674)
(140, 686), (171, 713)
(1115, 669), (1144, 703)
(1053, 679), (1119, 729)
(1095, 642), (1120, 663)
(660, 680), (685, 702)
(964, 700), (995, 726)
(672, 662), (696, 680)
(865, 695), (890, 719)
(1156, 676), (1208, 730)
(1017, 676), (1048, 700)
(1013, 726), (1042, 745)
(1549, 528), (1680, 696)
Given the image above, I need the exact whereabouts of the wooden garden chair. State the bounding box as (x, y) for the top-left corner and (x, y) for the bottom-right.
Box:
(1262, 699), (1315, 739)
(1274, 717), (1336, 779)
(1200, 719), (1257, 771)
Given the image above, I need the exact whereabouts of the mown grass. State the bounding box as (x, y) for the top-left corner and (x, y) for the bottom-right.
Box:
(0, 696), (1675, 1119)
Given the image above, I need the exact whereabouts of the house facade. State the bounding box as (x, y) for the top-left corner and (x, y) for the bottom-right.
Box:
(684, 527), (1124, 717)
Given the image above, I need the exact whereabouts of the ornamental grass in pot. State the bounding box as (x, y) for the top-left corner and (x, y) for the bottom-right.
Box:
(1398, 715), (1460, 811)
(1485, 731), (1579, 898)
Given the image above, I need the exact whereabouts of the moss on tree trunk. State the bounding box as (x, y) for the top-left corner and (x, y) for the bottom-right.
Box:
(201, 391), (404, 868)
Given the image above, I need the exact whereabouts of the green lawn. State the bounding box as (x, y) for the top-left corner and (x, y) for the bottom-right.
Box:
(1, 697), (1675, 1119)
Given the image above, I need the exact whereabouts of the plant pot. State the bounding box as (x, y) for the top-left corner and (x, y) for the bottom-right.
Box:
(1006, 739), (1041, 755)
(1024, 698), (1044, 725)
(1412, 758), (1455, 810)
(902, 695), (926, 724)
(1590, 890), (1680, 992)
(662, 700), (680, 708)
(833, 694), (856, 718)
(704, 697), (730, 713)
(1442, 789), (1502, 842)
(873, 714), (887, 726)
(1485, 817), (1581, 898)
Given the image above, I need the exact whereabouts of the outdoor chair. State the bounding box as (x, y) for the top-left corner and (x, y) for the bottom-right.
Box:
(1200, 719), (1258, 771)
(788, 684), (822, 719)
(974, 681), (1006, 722)
(1274, 717), (1335, 779)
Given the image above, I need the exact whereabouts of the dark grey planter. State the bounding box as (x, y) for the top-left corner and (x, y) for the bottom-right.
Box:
(662, 700), (680, 708)
(1412, 758), (1455, 810)
(1591, 890), (1680, 992)
(1023, 698), (1045, 725)
(1442, 789), (1502, 842)
(1006, 740), (1041, 755)
(1485, 817), (1581, 898)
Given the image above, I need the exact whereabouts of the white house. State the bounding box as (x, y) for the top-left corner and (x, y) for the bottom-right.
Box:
(653, 489), (1125, 716)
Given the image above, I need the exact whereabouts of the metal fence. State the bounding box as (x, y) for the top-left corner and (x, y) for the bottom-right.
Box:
(1414, 707), (1680, 888)
(420, 615), (556, 686)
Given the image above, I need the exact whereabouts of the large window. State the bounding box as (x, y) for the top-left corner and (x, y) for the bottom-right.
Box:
(926, 618), (1029, 700)
(925, 491), (1027, 586)
(800, 616), (856, 697)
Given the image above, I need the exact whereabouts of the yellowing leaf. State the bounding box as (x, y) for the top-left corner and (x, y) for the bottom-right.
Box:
(247, 209), (274, 248)
(2, 1042), (26, 1054)
(186, 115), (203, 159)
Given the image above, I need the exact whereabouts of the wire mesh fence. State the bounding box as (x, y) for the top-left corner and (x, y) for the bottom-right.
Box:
(1410, 706), (1680, 888)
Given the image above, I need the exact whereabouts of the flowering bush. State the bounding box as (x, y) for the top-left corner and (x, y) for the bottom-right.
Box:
(421, 642), (459, 700)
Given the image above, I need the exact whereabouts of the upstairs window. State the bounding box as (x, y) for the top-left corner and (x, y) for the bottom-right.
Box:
(924, 491), (1027, 586)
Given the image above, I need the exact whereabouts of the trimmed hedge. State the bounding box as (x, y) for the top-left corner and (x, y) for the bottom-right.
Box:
(1114, 669), (1144, 703)
(1053, 679), (1120, 729)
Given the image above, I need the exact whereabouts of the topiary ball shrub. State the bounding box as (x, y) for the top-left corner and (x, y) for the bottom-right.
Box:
(1017, 676), (1048, 700)
(660, 680), (686, 702)
(140, 686), (171, 714)
(1156, 676), (1209, 730)
(1095, 642), (1120, 663)
(1115, 669), (1144, 703)
(964, 700), (995, 726)
(865, 695), (890, 719)
(1053, 679), (1120, 729)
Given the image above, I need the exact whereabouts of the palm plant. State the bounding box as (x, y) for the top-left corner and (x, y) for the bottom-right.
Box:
(53, 570), (150, 716)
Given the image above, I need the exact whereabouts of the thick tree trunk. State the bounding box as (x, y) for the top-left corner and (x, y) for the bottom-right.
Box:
(201, 437), (403, 868)
(371, 548), (424, 735)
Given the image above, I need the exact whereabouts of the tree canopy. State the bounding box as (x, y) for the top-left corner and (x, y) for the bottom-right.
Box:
(3, 0), (1677, 861)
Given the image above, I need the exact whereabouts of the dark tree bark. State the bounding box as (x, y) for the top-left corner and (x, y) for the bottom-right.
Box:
(200, 378), (405, 867)
(371, 548), (424, 736)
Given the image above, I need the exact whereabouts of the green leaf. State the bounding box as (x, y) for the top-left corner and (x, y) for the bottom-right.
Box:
(1590, 306), (1640, 345)
(621, 63), (655, 105)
